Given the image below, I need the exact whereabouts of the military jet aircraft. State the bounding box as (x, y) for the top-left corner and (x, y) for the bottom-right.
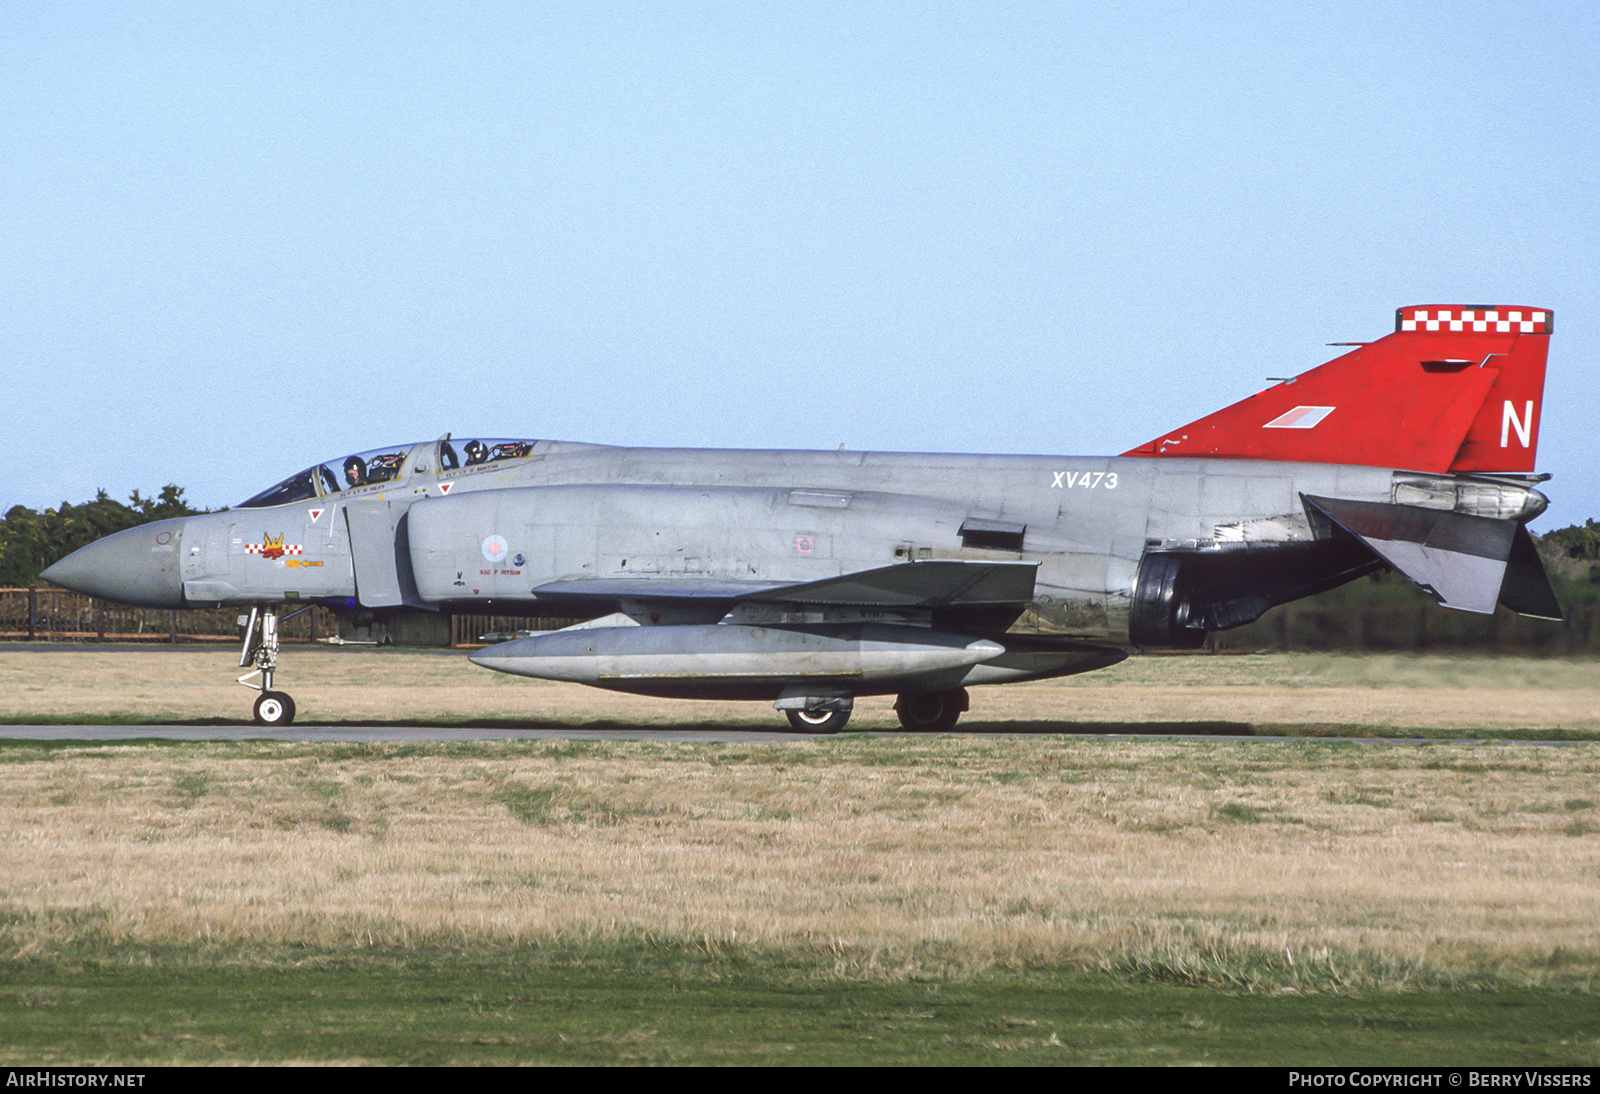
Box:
(44, 304), (1561, 730)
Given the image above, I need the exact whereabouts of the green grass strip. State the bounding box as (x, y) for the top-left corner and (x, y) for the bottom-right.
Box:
(1, 944), (1597, 1066)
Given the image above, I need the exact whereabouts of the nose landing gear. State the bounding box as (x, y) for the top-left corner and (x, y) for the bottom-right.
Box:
(237, 606), (298, 725)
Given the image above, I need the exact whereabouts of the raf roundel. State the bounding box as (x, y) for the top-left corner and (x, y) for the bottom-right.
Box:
(482, 535), (509, 564)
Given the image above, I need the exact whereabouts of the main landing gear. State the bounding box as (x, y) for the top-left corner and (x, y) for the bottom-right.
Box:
(785, 707), (852, 733)
(776, 688), (972, 733)
(893, 688), (969, 732)
(778, 693), (854, 733)
(238, 605), (297, 725)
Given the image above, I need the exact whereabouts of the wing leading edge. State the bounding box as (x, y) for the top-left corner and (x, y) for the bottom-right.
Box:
(528, 559), (1040, 610)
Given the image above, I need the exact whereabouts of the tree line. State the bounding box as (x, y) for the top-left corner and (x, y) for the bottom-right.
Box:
(1, 486), (205, 587)
(1539, 519), (1600, 580)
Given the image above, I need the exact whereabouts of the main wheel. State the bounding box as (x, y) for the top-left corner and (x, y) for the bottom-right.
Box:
(785, 708), (850, 734)
(894, 688), (967, 732)
(253, 691), (296, 726)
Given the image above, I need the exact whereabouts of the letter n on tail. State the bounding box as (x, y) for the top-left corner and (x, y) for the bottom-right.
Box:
(1501, 399), (1534, 449)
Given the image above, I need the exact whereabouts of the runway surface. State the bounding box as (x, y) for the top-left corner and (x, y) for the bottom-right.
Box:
(0, 724), (796, 743)
(2, 724), (1578, 748)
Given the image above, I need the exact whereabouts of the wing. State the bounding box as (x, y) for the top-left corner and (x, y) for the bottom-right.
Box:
(527, 559), (1039, 616)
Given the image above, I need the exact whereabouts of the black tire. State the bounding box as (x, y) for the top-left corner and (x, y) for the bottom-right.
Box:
(254, 691), (296, 726)
(785, 708), (850, 734)
(894, 688), (967, 732)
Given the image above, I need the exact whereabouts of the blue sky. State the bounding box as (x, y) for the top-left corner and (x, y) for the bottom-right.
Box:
(5, 1), (1596, 529)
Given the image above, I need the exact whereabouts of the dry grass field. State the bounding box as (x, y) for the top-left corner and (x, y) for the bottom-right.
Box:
(1, 734), (1597, 990)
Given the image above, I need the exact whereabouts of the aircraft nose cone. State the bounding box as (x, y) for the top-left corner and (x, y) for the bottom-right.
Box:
(40, 518), (186, 608)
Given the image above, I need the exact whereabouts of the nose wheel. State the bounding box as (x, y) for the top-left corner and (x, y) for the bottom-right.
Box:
(253, 691), (296, 725)
(238, 606), (298, 725)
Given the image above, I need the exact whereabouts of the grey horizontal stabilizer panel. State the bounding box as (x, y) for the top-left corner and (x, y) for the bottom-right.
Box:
(1497, 525), (1564, 620)
(1303, 495), (1516, 615)
(532, 559), (1039, 610)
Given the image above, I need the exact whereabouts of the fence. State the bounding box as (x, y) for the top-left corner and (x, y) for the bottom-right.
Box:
(1209, 600), (1600, 655)
(1, 586), (336, 643)
(5, 586), (1598, 653)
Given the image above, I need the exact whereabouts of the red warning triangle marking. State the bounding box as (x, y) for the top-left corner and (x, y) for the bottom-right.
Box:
(439, 483), (453, 494)
(308, 508), (325, 522)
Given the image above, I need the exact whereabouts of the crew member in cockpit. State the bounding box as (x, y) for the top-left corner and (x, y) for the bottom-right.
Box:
(343, 456), (367, 488)
(464, 440), (489, 466)
(366, 452), (405, 483)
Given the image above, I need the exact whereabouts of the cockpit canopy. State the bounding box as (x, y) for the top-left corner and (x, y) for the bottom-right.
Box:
(237, 438), (537, 509)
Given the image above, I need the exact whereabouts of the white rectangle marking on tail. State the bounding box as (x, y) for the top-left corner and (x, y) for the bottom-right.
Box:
(1263, 406), (1335, 429)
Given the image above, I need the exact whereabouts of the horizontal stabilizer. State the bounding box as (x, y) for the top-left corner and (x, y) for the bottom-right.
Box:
(532, 559), (1040, 610)
(1304, 495), (1520, 615)
(1497, 525), (1564, 620)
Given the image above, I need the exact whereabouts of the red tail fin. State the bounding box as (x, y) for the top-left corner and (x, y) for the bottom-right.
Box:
(1123, 306), (1552, 473)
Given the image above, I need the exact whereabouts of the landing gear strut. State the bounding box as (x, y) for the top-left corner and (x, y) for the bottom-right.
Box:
(237, 606), (296, 725)
(894, 688), (968, 732)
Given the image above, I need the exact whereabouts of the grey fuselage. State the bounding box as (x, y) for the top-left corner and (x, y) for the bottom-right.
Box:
(59, 437), (1431, 646)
